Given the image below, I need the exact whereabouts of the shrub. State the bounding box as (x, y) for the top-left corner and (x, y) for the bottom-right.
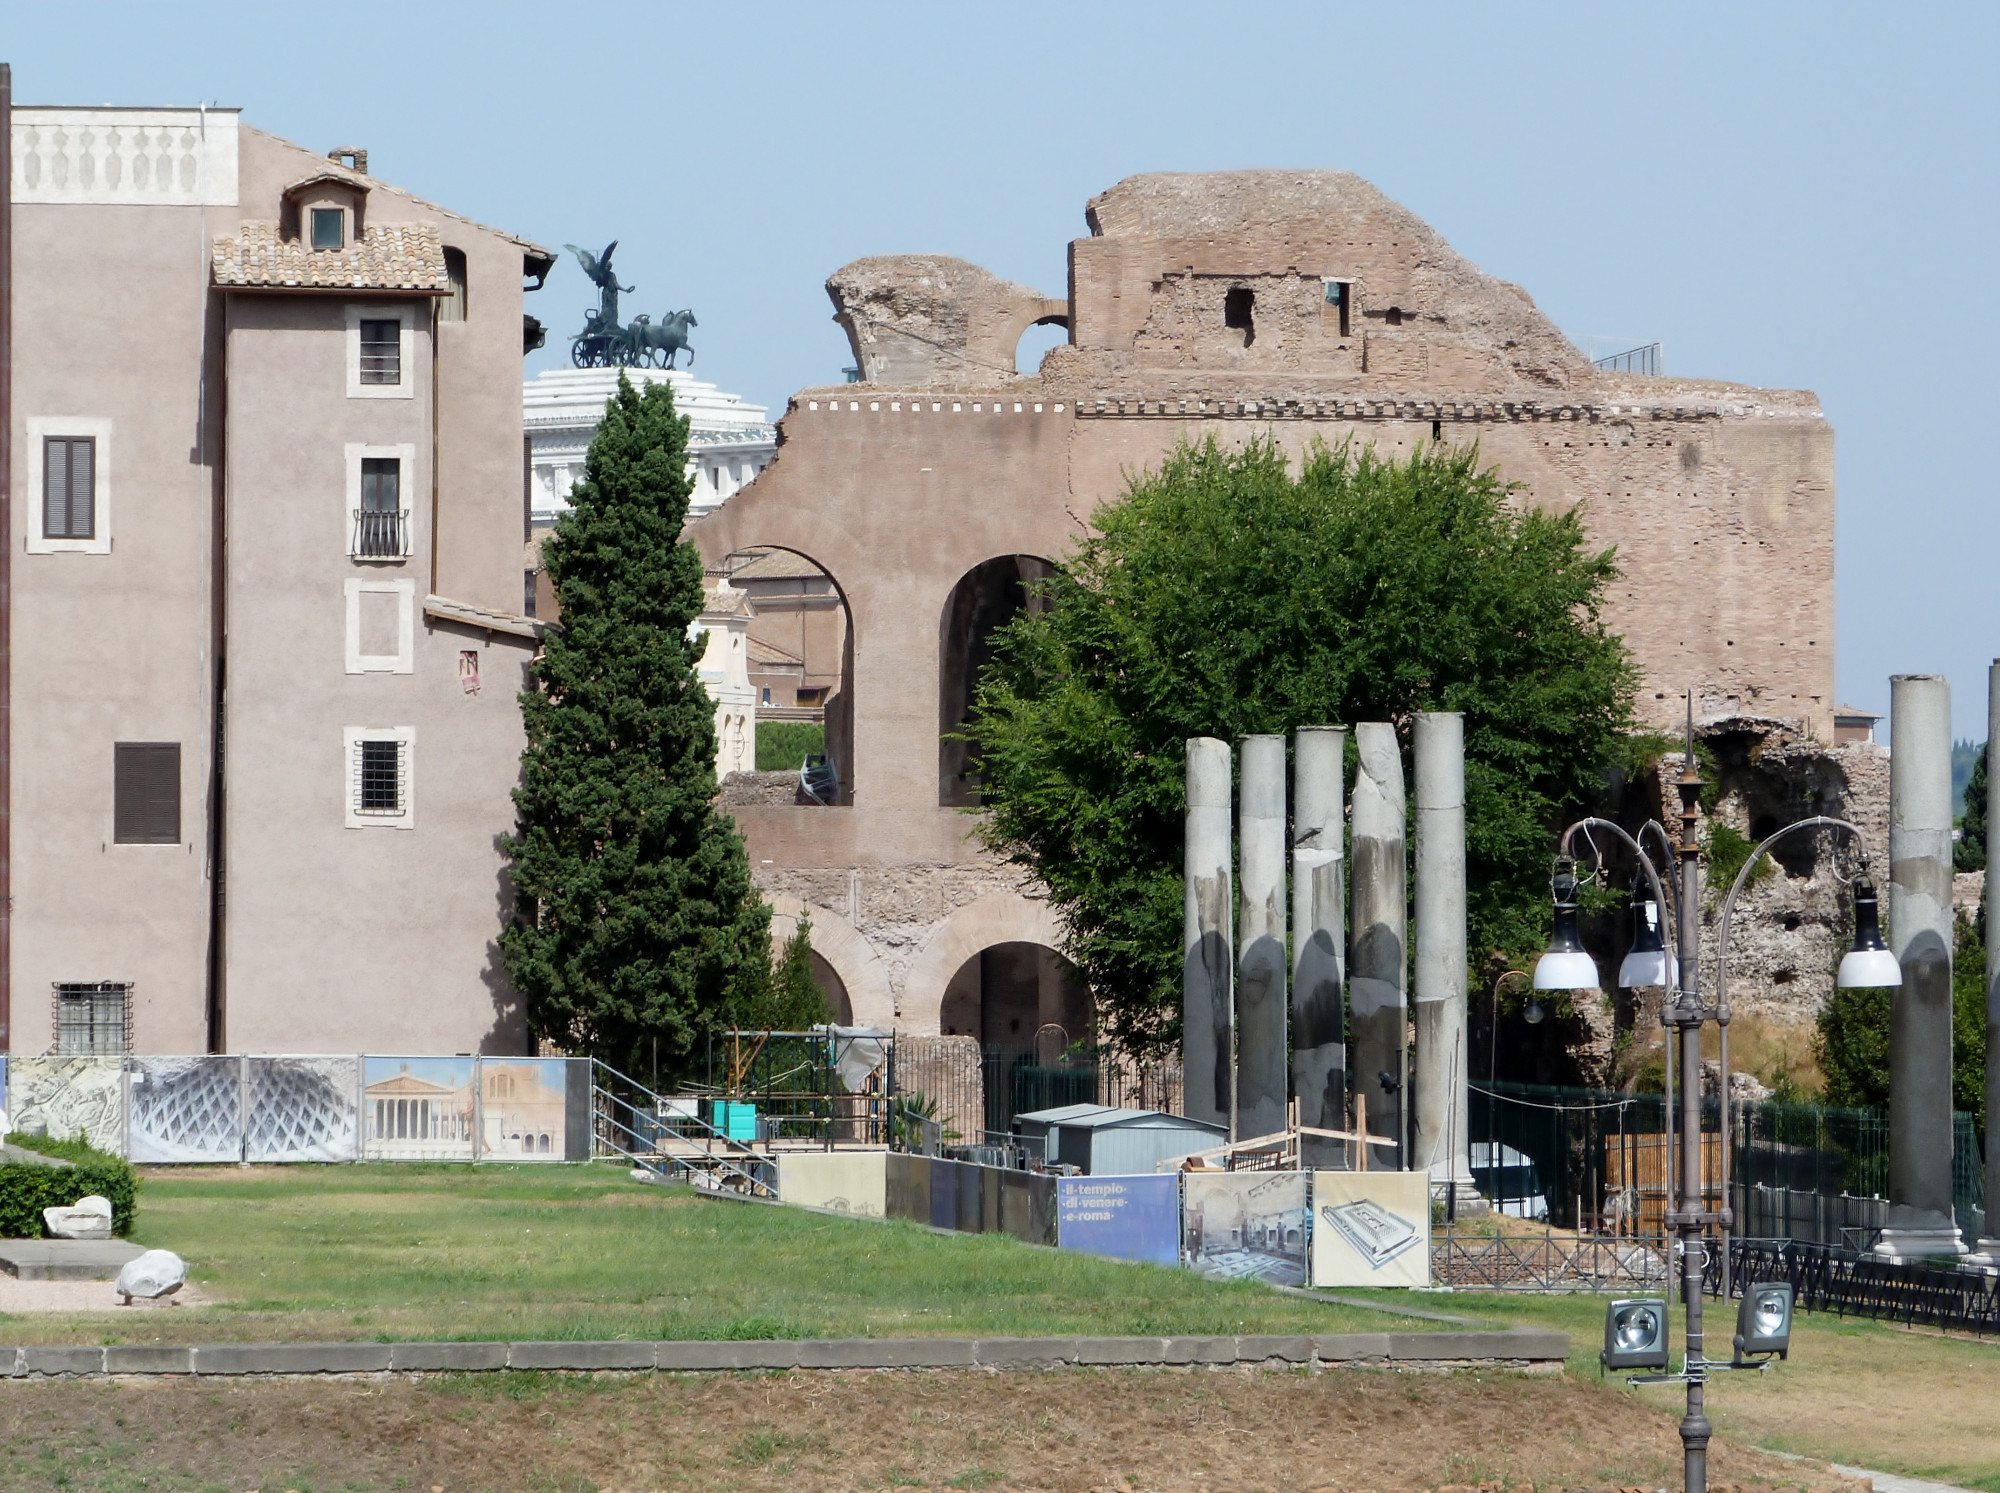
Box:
(0, 1133), (138, 1238)
(756, 720), (825, 772)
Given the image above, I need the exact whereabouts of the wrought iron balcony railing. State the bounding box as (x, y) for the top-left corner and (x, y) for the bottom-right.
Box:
(351, 508), (409, 560)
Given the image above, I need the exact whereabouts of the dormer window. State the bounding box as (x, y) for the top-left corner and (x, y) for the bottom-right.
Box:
(311, 207), (346, 251)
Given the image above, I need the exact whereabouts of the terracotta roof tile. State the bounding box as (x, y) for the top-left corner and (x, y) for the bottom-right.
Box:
(729, 549), (828, 582)
(747, 637), (804, 667)
(211, 220), (449, 292)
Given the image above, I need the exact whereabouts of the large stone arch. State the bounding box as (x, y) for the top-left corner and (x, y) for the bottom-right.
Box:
(768, 895), (894, 1030)
(899, 892), (1070, 1035)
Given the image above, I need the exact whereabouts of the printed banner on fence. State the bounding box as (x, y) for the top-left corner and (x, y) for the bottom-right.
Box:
(775, 1150), (886, 1217)
(478, 1058), (569, 1162)
(362, 1056), (475, 1161)
(1182, 1169), (1308, 1286)
(128, 1056), (243, 1163)
(10, 1055), (126, 1154)
(1311, 1170), (1431, 1288)
(246, 1057), (360, 1162)
(1057, 1173), (1180, 1265)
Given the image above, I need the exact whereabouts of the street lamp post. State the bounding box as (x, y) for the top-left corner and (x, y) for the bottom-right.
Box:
(1535, 703), (1896, 1493)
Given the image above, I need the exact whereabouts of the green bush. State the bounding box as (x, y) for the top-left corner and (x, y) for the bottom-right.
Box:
(0, 1132), (138, 1238)
(756, 720), (824, 772)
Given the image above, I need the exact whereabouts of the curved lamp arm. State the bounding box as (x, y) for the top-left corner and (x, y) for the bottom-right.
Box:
(1557, 816), (1680, 967)
(1712, 815), (1871, 1021)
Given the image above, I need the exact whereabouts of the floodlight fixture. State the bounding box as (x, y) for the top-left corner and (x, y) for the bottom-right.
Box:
(1534, 858), (1600, 991)
(1733, 1281), (1793, 1362)
(1617, 866), (1676, 990)
(1836, 873), (1902, 989)
(1601, 1296), (1670, 1372)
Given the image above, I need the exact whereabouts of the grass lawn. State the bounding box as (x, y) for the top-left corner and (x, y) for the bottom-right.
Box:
(1341, 1287), (2000, 1492)
(13, 1162), (1423, 1347)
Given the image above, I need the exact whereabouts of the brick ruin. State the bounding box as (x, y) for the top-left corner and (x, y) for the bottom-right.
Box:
(695, 170), (1862, 1092)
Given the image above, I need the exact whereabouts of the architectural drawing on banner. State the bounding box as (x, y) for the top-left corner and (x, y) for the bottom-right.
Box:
(127, 1057), (243, 1164)
(478, 1059), (566, 1161)
(1181, 1171), (1309, 1287)
(1311, 1170), (1432, 1288)
(245, 1057), (360, 1162)
(362, 1057), (475, 1161)
(1056, 1174), (1180, 1265)
(10, 1056), (126, 1152)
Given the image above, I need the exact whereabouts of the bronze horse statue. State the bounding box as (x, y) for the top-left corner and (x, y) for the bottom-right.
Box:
(630, 310), (697, 369)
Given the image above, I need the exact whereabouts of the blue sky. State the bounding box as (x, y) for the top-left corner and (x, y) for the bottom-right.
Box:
(9, 2), (1996, 737)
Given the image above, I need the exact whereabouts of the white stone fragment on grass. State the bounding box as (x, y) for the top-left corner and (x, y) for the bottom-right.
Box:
(115, 1249), (186, 1304)
(43, 1194), (113, 1240)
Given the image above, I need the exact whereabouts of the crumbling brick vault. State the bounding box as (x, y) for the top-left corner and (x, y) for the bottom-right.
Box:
(695, 170), (1845, 1057)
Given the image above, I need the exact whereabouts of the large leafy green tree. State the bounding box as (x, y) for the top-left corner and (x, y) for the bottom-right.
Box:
(502, 375), (770, 1078)
(968, 436), (1637, 1056)
(1956, 744), (1987, 872)
(1816, 912), (1986, 1132)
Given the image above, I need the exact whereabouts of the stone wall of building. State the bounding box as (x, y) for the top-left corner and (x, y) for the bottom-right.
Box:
(696, 169), (1843, 1078)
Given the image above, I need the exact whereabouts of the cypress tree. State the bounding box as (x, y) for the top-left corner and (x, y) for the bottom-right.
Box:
(502, 374), (769, 1079)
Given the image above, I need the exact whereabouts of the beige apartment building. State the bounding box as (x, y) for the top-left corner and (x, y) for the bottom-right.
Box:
(3, 93), (551, 1056)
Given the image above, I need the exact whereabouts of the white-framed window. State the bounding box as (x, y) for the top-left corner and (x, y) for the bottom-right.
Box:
(345, 578), (415, 674)
(343, 725), (416, 829)
(345, 442), (416, 560)
(345, 303), (416, 400)
(25, 416), (112, 554)
(310, 206), (347, 251)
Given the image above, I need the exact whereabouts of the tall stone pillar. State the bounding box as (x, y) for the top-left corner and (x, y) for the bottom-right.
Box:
(1350, 722), (1407, 1168)
(1237, 735), (1289, 1141)
(1875, 674), (1967, 1260)
(1183, 738), (1234, 1133)
(1975, 665), (2000, 1267)
(1413, 712), (1475, 1202)
(1293, 726), (1347, 1170)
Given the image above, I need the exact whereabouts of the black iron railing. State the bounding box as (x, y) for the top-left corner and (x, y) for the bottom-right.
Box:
(1593, 342), (1662, 375)
(351, 508), (407, 559)
(1709, 1236), (2000, 1336)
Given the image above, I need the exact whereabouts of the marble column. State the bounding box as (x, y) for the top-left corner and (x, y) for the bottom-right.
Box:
(1350, 722), (1407, 1168)
(1293, 726), (1347, 1170)
(1183, 738), (1234, 1133)
(1413, 712), (1475, 1203)
(1237, 735), (1289, 1141)
(1875, 674), (1967, 1260)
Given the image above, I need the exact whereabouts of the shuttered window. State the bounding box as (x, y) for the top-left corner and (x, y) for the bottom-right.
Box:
(358, 319), (401, 384)
(440, 247), (468, 322)
(113, 742), (181, 845)
(43, 436), (95, 540)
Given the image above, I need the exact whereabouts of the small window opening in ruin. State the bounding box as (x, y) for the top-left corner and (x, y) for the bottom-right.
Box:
(1384, 306), (1404, 327)
(1431, 419), (1443, 441)
(1323, 279), (1350, 338)
(1224, 287), (1255, 346)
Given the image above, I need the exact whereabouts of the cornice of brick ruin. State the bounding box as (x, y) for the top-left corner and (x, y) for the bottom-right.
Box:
(821, 169), (1824, 418)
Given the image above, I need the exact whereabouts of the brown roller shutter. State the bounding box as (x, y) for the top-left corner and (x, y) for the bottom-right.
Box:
(114, 742), (180, 844)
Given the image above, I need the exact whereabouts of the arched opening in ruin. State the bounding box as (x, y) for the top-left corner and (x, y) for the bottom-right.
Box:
(722, 547), (855, 804)
(937, 940), (1095, 1134)
(1014, 315), (1070, 375)
(807, 949), (853, 1025)
(938, 554), (1057, 807)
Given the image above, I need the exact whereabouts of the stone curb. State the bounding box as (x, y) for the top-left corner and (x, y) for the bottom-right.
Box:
(0, 1329), (1566, 1378)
